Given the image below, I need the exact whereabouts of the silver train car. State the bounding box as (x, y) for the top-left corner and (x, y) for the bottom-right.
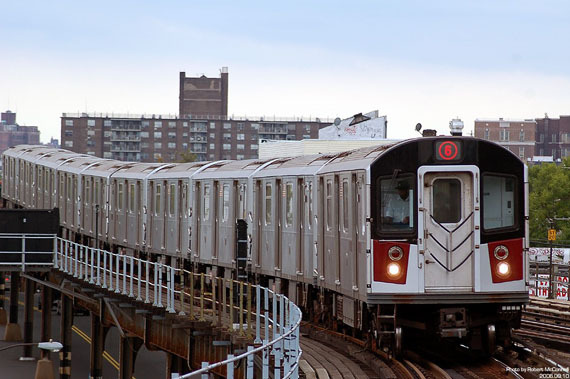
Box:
(2, 135), (529, 354)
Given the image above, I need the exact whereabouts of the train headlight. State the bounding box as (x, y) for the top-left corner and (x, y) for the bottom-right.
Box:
(497, 262), (510, 277)
(493, 245), (509, 260)
(387, 263), (401, 277)
(388, 246), (404, 261)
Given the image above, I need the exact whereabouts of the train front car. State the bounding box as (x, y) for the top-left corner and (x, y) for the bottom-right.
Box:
(368, 136), (528, 355)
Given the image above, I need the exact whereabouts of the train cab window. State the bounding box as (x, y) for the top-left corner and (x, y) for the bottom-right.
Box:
(308, 182), (313, 230)
(483, 175), (516, 230)
(432, 179), (461, 223)
(265, 183), (272, 225)
(378, 175), (414, 232)
(286, 183), (293, 227)
(342, 180), (349, 231)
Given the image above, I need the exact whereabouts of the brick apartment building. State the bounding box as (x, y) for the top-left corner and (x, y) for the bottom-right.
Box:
(1, 111), (40, 156)
(475, 116), (570, 162)
(61, 68), (331, 162)
(179, 68), (228, 118)
(534, 115), (570, 160)
(474, 118), (537, 161)
(60, 113), (326, 162)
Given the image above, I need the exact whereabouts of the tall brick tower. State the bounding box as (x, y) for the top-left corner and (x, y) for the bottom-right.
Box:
(179, 67), (228, 118)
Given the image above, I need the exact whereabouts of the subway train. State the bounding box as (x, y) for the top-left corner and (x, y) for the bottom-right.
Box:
(2, 132), (528, 355)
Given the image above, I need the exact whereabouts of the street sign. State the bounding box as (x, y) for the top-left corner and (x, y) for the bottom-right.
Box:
(548, 229), (556, 241)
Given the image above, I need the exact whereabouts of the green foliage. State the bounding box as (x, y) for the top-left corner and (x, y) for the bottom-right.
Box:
(528, 158), (570, 245)
(178, 151), (197, 163)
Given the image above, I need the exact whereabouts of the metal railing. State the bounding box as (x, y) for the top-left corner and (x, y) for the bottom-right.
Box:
(53, 237), (302, 378)
(0, 233), (56, 271)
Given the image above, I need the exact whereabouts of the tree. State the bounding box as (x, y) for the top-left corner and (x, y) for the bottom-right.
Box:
(178, 151), (197, 163)
(528, 158), (570, 246)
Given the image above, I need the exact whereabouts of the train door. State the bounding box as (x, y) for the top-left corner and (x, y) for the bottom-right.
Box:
(339, 174), (353, 292)
(297, 178), (304, 276)
(178, 181), (186, 255)
(194, 182), (202, 259)
(420, 168), (478, 292)
(275, 178), (282, 271)
(255, 180), (263, 268)
(213, 181), (220, 260)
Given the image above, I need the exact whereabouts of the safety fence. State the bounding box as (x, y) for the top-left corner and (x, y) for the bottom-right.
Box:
(0, 233), (56, 271)
(53, 237), (302, 378)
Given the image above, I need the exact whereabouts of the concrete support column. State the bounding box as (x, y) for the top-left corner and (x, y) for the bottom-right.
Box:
(0, 273), (6, 325)
(59, 295), (73, 379)
(4, 271), (22, 341)
(22, 277), (35, 359)
(89, 313), (105, 379)
(119, 335), (135, 379)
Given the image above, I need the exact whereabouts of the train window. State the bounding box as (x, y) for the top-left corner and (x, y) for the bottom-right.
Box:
(222, 184), (230, 222)
(85, 179), (91, 206)
(67, 176), (72, 201)
(378, 175), (414, 232)
(155, 184), (161, 215)
(170, 183), (176, 216)
(203, 185), (210, 221)
(342, 180), (349, 231)
(94, 180), (100, 205)
(130, 183), (135, 213)
(308, 182), (313, 230)
(118, 182), (124, 211)
(326, 180), (332, 229)
(265, 183), (272, 225)
(286, 183), (293, 227)
(482, 175), (516, 230)
(432, 179), (461, 223)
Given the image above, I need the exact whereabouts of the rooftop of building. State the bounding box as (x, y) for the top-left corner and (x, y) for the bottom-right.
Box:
(61, 112), (333, 123)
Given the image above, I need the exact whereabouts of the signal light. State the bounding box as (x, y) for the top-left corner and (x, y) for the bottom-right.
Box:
(388, 246), (404, 261)
(387, 263), (401, 277)
(493, 245), (509, 260)
(497, 262), (510, 277)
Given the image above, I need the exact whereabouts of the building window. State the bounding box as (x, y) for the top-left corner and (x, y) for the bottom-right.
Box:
(210, 122), (216, 129)
(104, 131), (112, 138)
(499, 130), (509, 141)
(168, 132), (176, 139)
(182, 143), (188, 149)
(169, 121), (176, 128)
(237, 133), (244, 140)
(104, 120), (112, 127)
(142, 121), (150, 128)
(237, 123), (245, 131)
(223, 123), (231, 130)
(168, 142), (176, 149)
(539, 148), (544, 156)
(223, 144), (231, 150)
(519, 130), (525, 142)
(104, 152), (112, 158)
(182, 132), (188, 137)
(237, 144), (244, 150)
(251, 123), (259, 130)
(519, 147), (525, 159)
(65, 120), (74, 127)
(154, 142), (162, 149)
(539, 134), (544, 143)
(236, 154), (244, 160)
(140, 131), (149, 138)
(87, 130), (95, 136)
(87, 119), (95, 127)
(183, 122), (188, 127)
(552, 134), (557, 143)
(209, 144), (215, 150)
(154, 121), (162, 129)
(484, 128), (489, 140)
(251, 144), (258, 150)
(154, 132), (162, 138)
(153, 153), (161, 160)
(64, 130), (73, 137)
(64, 141), (73, 147)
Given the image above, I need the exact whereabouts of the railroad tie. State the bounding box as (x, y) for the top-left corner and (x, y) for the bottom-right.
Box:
(299, 359), (317, 379)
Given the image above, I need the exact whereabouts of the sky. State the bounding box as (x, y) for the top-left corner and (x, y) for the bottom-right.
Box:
(1, 0), (570, 142)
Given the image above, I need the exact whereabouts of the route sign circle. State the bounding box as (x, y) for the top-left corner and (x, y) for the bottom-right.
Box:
(438, 141), (459, 160)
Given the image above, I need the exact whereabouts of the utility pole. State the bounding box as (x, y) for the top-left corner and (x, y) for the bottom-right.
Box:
(547, 219), (555, 299)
